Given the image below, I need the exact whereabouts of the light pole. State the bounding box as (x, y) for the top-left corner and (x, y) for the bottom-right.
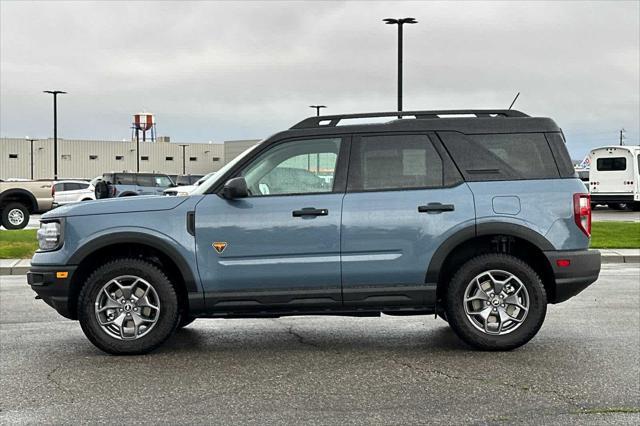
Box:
(309, 105), (326, 116)
(383, 17), (417, 118)
(43, 90), (67, 179)
(178, 144), (189, 174)
(25, 137), (38, 180)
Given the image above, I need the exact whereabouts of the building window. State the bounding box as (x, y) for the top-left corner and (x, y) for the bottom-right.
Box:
(212, 157), (220, 162)
(189, 156), (198, 161)
(89, 155), (98, 160)
(115, 155), (124, 161)
(9, 154), (18, 159)
(141, 156), (149, 161)
(165, 156), (174, 161)
(61, 154), (71, 160)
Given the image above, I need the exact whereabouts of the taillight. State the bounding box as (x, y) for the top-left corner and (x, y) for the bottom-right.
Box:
(573, 193), (591, 237)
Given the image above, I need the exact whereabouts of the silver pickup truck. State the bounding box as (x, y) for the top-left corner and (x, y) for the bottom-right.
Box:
(0, 180), (53, 229)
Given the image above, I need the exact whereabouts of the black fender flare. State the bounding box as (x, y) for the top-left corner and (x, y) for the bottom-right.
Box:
(0, 189), (38, 211)
(67, 231), (199, 293)
(425, 222), (555, 284)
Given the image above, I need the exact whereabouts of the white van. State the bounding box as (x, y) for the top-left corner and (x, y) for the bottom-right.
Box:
(588, 145), (640, 211)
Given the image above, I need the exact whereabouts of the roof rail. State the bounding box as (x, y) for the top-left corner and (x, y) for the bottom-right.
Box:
(290, 109), (529, 129)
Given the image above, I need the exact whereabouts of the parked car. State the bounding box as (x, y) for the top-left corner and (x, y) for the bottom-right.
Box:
(28, 109), (600, 355)
(175, 174), (204, 186)
(164, 172), (217, 196)
(52, 180), (96, 208)
(94, 172), (175, 199)
(588, 145), (640, 211)
(0, 179), (53, 229)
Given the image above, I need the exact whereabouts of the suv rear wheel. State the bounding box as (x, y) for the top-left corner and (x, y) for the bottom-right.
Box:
(1, 202), (30, 230)
(444, 253), (547, 351)
(77, 258), (179, 355)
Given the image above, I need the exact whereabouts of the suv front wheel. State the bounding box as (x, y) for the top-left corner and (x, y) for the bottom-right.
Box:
(77, 258), (179, 355)
(444, 254), (547, 351)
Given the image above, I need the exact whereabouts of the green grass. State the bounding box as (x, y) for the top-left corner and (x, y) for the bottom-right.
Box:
(0, 221), (637, 259)
(0, 229), (38, 259)
(590, 222), (640, 249)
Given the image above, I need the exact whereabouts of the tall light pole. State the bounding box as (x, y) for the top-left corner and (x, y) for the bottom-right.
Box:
(178, 144), (189, 175)
(309, 105), (326, 116)
(25, 137), (38, 180)
(43, 90), (67, 180)
(383, 17), (417, 118)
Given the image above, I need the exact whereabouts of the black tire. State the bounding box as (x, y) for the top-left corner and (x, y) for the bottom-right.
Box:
(632, 202), (640, 212)
(444, 253), (547, 351)
(177, 315), (196, 329)
(608, 203), (628, 211)
(94, 180), (109, 199)
(1, 202), (30, 230)
(77, 258), (179, 355)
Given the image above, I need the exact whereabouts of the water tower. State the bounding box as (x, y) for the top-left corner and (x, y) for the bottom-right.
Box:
(132, 112), (157, 142)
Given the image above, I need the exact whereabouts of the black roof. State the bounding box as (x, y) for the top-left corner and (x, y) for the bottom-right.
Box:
(273, 110), (561, 140)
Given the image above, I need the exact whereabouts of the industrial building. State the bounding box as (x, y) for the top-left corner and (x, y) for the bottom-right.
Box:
(0, 137), (259, 180)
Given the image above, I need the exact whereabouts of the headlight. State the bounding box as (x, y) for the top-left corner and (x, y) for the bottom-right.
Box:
(37, 221), (62, 251)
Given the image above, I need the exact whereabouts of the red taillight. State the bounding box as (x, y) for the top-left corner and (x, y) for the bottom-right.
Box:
(573, 193), (591, 237)
(556, 259), (571, 268)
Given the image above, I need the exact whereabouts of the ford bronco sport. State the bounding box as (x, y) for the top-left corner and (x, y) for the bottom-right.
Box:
(28, 110), (601, 354)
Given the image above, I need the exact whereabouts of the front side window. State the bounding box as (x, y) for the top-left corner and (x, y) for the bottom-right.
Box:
(154, 176), (173, 187)
(597, 157), (627, 171)
(347, 134), (443, 191)
(240, 138), (341, 196)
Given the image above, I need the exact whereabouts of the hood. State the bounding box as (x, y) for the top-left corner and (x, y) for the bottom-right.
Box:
(43, 195), (192, 218)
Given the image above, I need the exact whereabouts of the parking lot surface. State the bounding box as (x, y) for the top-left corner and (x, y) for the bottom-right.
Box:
(1, 264), (639, 425)
(592, 207), (640, 222)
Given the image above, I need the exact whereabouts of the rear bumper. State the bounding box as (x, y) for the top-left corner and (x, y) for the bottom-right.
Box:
(27, 265), (76, 319)
(590, 194), (634, 204)
(544, 249), (601, 303)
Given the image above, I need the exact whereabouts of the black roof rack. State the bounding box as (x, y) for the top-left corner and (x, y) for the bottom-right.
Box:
(290, 109), (529, 129)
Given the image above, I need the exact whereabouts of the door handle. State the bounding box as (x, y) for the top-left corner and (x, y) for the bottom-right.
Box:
(292, 207), (329, 217)
(418, 203), (455, 213)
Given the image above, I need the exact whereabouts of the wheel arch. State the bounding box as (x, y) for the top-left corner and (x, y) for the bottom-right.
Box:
(0, 189), (38, 212)
(67, 232), (201, 319)
(428, 223), (556, 306)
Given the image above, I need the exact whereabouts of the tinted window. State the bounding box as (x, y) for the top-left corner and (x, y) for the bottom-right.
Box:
(53, 183), (64, 191)
(545, 133), (576, 178)
(136, 175), (156, 187)
(439, 132), (559, 181)
(596, 157), (626, 171)
(348, 134), (443, 191)
(241, 138), (340, 196)
(115, 174), (136, 185)
(63, 183), (82, 191)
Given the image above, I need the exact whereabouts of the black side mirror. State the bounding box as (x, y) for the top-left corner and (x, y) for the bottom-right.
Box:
(222, 177), (248, 199)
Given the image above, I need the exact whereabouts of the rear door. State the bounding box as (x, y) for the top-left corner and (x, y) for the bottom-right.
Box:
(340, 133), (475, 307)
(590, 148), (634, 195)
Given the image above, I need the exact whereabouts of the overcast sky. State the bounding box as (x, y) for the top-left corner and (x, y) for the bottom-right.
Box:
(1, 1), (638, 158)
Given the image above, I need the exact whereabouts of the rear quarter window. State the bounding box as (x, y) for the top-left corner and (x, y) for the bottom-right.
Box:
(438, 132), (560, 181)
(115, 174), (136, 185)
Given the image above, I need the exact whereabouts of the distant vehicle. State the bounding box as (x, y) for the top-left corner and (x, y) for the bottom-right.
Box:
(588, 146), (640, 211)
(94, 172), (175, 199)
(164, 172), (215, 196)
(258, 167), (330, 195)
(175, 174), (204, 186)
(52, 180), (96, 208)
(0, 179), (53, 229)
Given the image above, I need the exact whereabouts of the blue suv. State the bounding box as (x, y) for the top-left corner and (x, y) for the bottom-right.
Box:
(28, 110), (601, 354)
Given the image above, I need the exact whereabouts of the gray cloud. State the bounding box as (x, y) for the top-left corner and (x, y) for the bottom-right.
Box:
(1, 1), (638, 157)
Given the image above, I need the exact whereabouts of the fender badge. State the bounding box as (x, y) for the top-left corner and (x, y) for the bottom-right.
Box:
(212, 242), (227, 254)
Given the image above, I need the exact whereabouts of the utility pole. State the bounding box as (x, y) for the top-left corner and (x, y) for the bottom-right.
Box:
(309, 105), (326, 116)
(179, 144), (189, 175)
(383, 18), (417, 118)
(43, 90), (66, 180)
(619, 128), (626, 146)
(25, 137), (38, 180)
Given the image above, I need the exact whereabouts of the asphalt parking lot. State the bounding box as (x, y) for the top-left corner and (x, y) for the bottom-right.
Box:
(1, 264), (638, 425)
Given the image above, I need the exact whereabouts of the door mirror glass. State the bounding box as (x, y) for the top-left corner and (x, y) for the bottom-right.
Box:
(222, 177), (248, 199)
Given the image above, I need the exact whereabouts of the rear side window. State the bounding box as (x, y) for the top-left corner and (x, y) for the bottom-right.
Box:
(63, 183), (82, 191)
(136, 175), (156, 187)
(545, 133), (576, 178)
(438, 132), (559, 181)
(348, 134), (444, 191)
(115, 174), (136, 185)
(596, 157), (626, 171)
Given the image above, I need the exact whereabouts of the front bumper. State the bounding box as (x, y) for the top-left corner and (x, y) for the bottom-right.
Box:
(544, 249), (601, 303)
(27, 265), (77, 319)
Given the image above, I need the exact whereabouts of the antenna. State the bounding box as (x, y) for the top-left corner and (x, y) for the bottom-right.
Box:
(508, 92), (520, 110)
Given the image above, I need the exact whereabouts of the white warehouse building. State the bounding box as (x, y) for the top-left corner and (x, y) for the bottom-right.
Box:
(0, 137), (259, 180)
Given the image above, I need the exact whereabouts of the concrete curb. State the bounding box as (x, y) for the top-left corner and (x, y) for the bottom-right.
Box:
(1, 250), (639, 276)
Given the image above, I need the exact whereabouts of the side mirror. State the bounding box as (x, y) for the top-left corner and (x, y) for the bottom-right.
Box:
(222, 177), (248, 199)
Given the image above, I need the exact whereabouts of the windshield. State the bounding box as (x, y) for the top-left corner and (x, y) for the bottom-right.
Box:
(191, 142), (262, 195)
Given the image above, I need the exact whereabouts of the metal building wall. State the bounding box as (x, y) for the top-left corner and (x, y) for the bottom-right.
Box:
(223, 139), (261, 164)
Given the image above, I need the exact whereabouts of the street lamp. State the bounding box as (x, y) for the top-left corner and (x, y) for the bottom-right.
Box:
(178, 144), (189, 175)
(383, 17), (417, 118)
(309, 105), (326, 116)
(25, 136), (38, 180)
(43, 90), (67, 179)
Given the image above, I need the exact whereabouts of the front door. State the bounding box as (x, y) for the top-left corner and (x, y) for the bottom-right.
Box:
(195, 137), (348, 311)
